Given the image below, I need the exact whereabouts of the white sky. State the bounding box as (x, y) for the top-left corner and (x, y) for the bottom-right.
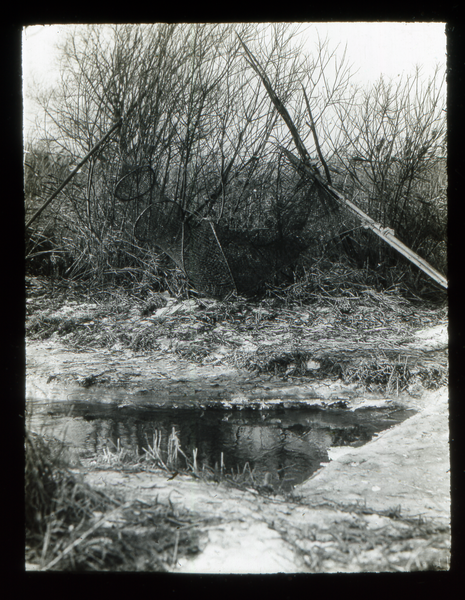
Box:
(22, 22), (446, 136)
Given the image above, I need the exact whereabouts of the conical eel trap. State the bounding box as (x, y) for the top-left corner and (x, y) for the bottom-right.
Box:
(115, 165), (340, 299)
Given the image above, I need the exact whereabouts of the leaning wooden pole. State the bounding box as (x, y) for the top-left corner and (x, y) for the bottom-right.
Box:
(280, 147), (448, 290)
(26, 118), (123, 229)
(237, 36), (448, 290)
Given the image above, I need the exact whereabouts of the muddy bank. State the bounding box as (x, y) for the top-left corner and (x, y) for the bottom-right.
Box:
(25, 281), (449, 572)
(25, 314), (447, 411)
(26, 338), (414, 411)
(26, 279), (448, 408)
(297, 386), (449, 520)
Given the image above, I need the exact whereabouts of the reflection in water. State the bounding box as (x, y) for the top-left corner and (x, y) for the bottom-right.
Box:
(28, 402), (414, 492)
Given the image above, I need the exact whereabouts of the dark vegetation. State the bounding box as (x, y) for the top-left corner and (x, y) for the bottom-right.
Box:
(24, 24), (446, 297)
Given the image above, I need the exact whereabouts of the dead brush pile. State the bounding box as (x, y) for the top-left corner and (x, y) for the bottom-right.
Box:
(236, 263), (448, 392)
(25, 262), (447, 393)
(25, 430), (209, 571)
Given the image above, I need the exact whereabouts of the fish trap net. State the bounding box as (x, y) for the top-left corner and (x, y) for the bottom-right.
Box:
(117, 165), (343, 298)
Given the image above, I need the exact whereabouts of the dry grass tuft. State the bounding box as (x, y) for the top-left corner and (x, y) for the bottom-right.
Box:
(25, 431), (211, 571)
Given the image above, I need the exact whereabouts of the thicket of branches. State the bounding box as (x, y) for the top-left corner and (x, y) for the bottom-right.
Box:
(325, 69), (447, 276)
(24, 24), (447, 293)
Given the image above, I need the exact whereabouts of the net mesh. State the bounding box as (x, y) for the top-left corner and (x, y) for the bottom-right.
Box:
(117, 165), (343, 298)
(135, 200), (185, 267)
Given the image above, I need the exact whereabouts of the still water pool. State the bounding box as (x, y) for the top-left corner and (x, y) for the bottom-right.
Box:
(28, 401), (415, 492)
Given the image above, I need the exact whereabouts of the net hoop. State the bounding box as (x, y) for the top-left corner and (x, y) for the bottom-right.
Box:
(115, 165), (156, 202)
(134, 200), (183, 242)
